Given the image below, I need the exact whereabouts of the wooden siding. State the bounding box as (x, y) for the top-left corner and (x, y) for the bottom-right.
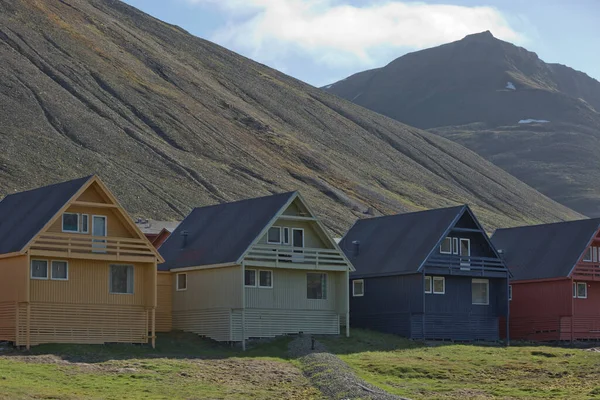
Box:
(421, 314), (499, 341)
(232, 309), (339, 340)
(245, 269), (344, 311)
(29, 258), (151, 306)
(172, 309), (232, 342)
(351, 312), (413, 337)
(171, 266), (241, 340)
(156, 272), (172, 332)
(0, 255), (28, 342)
(18, 302), (148, 346)
(76, 183), (110, 203)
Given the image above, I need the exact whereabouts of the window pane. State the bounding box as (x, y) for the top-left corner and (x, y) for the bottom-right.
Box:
(283, 228), (290, 245)
(472, 279), (489, 305)
(509, 285), (512, 301)
(62, 213), (79, 232)
(51, 261), (68, 280)
(110, 265), (133, 294)
(31, 260), (48, 279)
(583, 248), (592, 261)
(577, 283), (587, 298)
(81, 214), (89, 233)
(353, 280), (364, 296)
(268, 227), (281, 243)
(259, 270), (272, 287)
(424, 276), (432, 293)
(573, 282), (577, 298)
(245, 269), (256, 286)
(177, 274), (187, 290)
(307, 273), (327, 299)
(440, 237), (452, 253)
(433, 277), (445, 294)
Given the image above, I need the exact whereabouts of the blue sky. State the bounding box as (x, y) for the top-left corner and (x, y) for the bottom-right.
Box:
(122, 0), (599, 87)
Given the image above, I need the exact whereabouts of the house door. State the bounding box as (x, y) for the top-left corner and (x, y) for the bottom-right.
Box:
(460, 238), (470, 267)
(92, 215), (107, 252)
(292, 228), (304, 262)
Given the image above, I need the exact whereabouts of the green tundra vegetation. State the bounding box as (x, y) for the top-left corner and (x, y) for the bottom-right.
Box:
(1, 330), (599, 399)
(322, 330), (600, 399)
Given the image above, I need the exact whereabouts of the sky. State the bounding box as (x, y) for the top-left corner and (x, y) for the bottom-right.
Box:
(122, 0), (600, 87)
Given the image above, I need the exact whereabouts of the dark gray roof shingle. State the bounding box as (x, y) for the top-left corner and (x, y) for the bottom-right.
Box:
(159, 192), (295, 271)
(491, 219), (600, 281)
(340, 206), (465, 278)
(0, 176), (92, 254)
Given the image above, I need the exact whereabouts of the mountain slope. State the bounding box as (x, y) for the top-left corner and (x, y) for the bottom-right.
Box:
(324, 31), (600, 217)
(0, 1), (580, 234)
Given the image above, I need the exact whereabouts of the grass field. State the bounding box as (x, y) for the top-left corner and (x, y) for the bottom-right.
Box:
(1, 330), (599, 399)
(0, 332), (321, 400)
(322, 330), (600, 399)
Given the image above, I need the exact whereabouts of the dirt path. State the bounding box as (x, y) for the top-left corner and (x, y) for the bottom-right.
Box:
(289, 336), (410, 400)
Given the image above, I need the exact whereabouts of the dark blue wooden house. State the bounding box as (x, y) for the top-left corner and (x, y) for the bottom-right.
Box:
(340, 205), (510, 341)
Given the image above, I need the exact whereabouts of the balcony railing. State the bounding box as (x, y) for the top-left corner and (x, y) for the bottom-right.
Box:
(30, 232), (156, 262)
(572, 264), (600, 280)
(244, 245), (348, 269)
(425, 255), (506, 273)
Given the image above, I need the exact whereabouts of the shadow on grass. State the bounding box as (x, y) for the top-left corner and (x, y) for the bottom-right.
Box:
(2, 331), (293, 363)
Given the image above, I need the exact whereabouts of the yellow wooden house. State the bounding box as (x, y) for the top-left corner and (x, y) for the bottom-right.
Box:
(0, 176), (163, 348)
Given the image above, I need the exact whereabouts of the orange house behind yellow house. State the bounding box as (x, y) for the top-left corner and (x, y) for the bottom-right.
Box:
(0, 176), (163, 348)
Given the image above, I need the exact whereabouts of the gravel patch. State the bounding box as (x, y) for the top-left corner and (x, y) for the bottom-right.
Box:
(289, 335), (410, 400)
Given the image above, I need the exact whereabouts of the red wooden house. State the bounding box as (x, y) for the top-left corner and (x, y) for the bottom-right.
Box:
(492, 218), (600, 341)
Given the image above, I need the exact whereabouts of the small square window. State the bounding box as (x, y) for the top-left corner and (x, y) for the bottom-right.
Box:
(353, 279), (364, 297)
(440, 237), (452, 254)
(259, 270), (273, 288)
(424, 276), (432, 293)
(245, 269), (257, 287)
(31, 260), (48, 279)
(110, 265), (134, 294)
(267, 227), (281, 244)
(176, 273), (187, 291)
(62, 213), (79, 233)
(433, 277), (445, 294)
(51, 261), (68, 280)
(577, 282), (587, 299)
(472, 279), (489, 305)
(307, 273), (327, 299)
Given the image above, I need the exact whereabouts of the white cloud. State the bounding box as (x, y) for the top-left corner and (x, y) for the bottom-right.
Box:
(186, 0), (523, 68)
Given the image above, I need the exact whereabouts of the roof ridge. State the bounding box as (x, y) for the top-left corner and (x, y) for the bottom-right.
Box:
(356, 204), (465, 223)
(1, 175), (93, 200)
(190, 191), (296, 212)
(494, 217), (600, 232)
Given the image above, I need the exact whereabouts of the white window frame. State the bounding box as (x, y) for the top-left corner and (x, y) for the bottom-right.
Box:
(292, 228), (305, 248)
(258, 270), (273, 288)
(50, 260), (69, 281)
(80, 214), (89, 234)
(452, 238), (459, 255)
(62, 212), (80, 233)
(307, 272), (328, 300)
(440, 237), (452, 254)
(176, 273), (187, 291)
(424, 275), (432, 294)
(244, 268), (257, 287)
(583, 247), (593, 262)
(433, 276), (445, 294)
(282, 227), (290, 245)
(472, 278), (489, 305)
(267, 226), (282, 244)
(30, 259), (49, 280)
(352, 279), (364, 297)
(575, 282), (587, 299)
(508, 285), (512, 301)
(573, 282), (577, 298)
(109, 264), (134, 295)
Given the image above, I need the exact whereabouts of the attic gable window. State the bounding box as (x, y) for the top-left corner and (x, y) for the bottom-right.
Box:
(583, 247), (599, 262)
(267, 227), (281, 244)
(440, 237), (452, 254)
(62, 213), (89, 233)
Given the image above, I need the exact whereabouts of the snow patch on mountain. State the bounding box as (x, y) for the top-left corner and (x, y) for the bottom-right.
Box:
(506, 82), (516, 90)
(519, 119), (549, 124)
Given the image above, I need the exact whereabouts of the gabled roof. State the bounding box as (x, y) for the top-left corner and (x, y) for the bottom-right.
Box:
(340, 205), (467, 278)
(159, 192), (296, 271)
(0, 176), (93, 254)
(491, 218), (600, 281)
